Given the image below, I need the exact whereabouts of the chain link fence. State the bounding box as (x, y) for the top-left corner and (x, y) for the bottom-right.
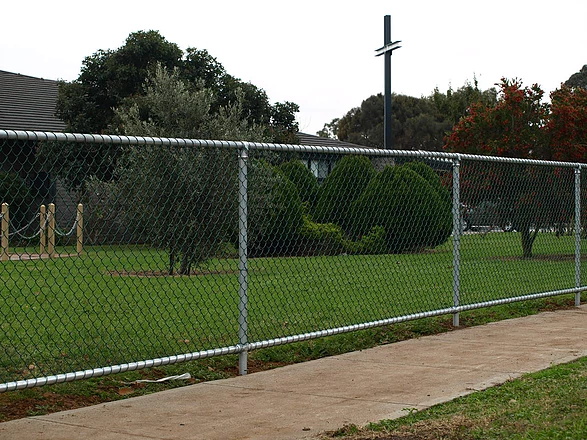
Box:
(0, 129), (584, 392)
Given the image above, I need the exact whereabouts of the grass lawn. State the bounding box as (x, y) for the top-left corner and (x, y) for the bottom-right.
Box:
(328, 356), (587, 440)
(0, 231), (583, 387)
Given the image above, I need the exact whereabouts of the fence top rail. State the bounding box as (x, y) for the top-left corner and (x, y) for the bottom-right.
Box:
(1, 129), (585, 169)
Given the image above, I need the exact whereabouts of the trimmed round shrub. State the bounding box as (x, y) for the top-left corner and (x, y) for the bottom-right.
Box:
(248, 160), (304, 257)
(350, 165), (452, 253)
(313, 155), (376, 230)
(299, 214), (345, 256)
(403, 161), (452, 246)
(403, 161), (443, 188)
(279, 160), (319, 208)
(0, 171), (34, 229)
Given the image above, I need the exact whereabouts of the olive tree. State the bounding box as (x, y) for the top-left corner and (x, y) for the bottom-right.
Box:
(103, 65), (267, 274)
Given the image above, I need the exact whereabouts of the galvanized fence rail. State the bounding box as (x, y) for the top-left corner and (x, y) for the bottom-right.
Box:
(0, 129), (584, 392)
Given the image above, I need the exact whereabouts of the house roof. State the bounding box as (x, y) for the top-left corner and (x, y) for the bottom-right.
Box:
(0, 70), (66, 132)
(296, 132), (368, 150)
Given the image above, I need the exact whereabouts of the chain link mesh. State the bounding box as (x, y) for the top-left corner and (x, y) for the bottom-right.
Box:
(0, 130), (583, 391)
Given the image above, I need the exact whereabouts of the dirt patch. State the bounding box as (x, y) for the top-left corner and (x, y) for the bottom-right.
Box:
(108, 269), (239, 277)
(0, 391), (103, 421)
(492, 253), (587, 262)
(8, 253), (79, 261)
(324, 415), (485, 440)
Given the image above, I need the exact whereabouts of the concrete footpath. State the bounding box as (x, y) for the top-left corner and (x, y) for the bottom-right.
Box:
(1, 306), (586, 440)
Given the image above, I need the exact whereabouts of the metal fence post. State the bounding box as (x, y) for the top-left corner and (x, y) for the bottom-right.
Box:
(575, 167), (582, 306)
(452, 158), (461, 326)
(238, 145), (249, 375)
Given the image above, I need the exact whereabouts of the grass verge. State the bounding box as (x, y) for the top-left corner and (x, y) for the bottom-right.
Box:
(325, 355), (587, 440)
(0, 294), (580, 422)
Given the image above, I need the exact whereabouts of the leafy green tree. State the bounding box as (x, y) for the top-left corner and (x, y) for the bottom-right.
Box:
(350, 164), (452, 252)
(269, 101), (301, 144)
(101, 65), (267, 275)
(318, 79), (497, 151)
(564, 65), (587, 89)
(316, 118), (339, 139)
(51, 30), (298, 190)
(430, 78), (498, 126)
(57, 31), (183, 134)
(278, 160), (319, 208)
(322, 93), (450, 150)
(313, 155), (376, 231)
(248, 160), (304, 257)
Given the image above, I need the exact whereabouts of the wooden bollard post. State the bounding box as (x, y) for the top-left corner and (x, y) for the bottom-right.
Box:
(76, 203), (83, 254)
(1, 203), (9, 261)
(40, 204), (47, 255)
(48, 203), (56, 257)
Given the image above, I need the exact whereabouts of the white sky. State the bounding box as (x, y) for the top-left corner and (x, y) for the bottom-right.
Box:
(2, 0), (586, 135)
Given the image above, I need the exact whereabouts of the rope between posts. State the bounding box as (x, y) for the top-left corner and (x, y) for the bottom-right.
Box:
(8, 213), (41, 239)
(54, 218), (79, 237)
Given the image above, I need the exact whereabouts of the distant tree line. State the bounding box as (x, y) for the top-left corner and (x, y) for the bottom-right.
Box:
(317, 78), (498, 151)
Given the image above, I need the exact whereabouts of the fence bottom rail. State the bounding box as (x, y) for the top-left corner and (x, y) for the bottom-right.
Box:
(2, 286), (583, 393)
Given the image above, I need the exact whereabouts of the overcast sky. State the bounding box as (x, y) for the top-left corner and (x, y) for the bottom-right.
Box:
(2, 0), (586, 135)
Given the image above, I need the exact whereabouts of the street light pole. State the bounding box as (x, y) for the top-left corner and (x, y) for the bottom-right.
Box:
(375, 15), (401, 149)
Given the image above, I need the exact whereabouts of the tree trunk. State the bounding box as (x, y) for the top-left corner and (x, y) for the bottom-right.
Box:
(179, 254), (192, 276)
(520, 224), (538, 259)
(168, 246), (175, 275)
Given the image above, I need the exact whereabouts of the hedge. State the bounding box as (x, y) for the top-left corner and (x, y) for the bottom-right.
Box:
(350, 164), (452, 253)
(248, 160), (304, 257)
(279, 160), (319, 208)
(313, 155), (376, 230)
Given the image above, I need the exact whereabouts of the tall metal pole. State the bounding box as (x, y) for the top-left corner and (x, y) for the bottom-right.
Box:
(375, 15), (400, 150)
(383, 15), (392, 150)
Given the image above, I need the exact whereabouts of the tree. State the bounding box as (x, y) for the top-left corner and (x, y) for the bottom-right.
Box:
(101, 65), (268, 275)
(51, 30), (298, 190)
(564, 65), (587, 89)
(547, 85), (587, 162)
(333, 93), (450, 150)
(430, 78), (498, 127)
(313, 155), (376, 231)
(279, 160), (319, 208)
(445, 78), (580, 258)
(57, 31), (183, 134)
(445, 79), (548, 158)
(248, 161), (304, 257)
(317, 79), (497, 151)
(316, 118), (339, 139)
(0, 172), (34, 230)
(350, 164), (452, 253)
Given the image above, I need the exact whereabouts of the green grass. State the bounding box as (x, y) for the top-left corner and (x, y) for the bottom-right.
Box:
(0, 232), (584, 385)
(331, 357), (587, 440)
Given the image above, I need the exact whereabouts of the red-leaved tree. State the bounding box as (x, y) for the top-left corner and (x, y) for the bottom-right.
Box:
(446, 79), (587, 258)
(547, 85), (587, 162)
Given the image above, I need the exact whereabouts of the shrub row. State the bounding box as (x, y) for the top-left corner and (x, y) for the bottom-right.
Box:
(248, 156), (452, 257)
